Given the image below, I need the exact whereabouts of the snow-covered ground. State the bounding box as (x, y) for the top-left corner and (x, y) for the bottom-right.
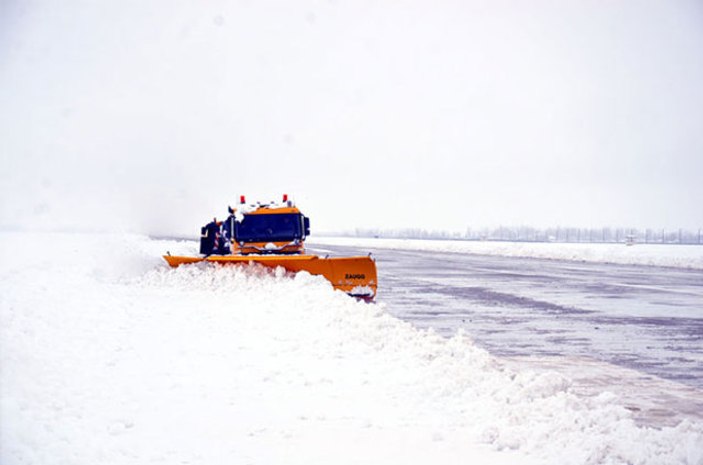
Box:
(1, 232), (702, 465)
(309, 237), (703, 269)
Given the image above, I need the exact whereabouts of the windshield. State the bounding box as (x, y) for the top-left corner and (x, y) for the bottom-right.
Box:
(235, 213), (303, 242)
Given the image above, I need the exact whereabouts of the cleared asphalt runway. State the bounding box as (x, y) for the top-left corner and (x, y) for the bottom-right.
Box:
(311, 243), (703, 391)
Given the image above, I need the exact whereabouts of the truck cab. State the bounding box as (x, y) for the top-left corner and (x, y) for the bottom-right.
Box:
(232, 205), (311, 255)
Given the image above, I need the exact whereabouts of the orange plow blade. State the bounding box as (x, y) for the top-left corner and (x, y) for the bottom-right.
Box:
(163, 254), (378, 300)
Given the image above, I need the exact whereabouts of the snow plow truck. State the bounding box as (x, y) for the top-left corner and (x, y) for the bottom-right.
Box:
(163, 195), (378, 300)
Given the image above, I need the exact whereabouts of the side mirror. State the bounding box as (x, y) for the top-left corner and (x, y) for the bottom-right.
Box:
(303, 217), (310, 236)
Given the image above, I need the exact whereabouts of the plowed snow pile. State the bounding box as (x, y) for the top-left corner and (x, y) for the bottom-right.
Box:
(1, 232), (701, 465)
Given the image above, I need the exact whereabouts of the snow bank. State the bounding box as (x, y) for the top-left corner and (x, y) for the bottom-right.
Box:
(1, 232), (702, 465)
(310, 237), (703, 269)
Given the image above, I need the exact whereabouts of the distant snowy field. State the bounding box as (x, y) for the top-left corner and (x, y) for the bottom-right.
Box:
(1, 232), (702, 465)
(309, 237), (703, 269)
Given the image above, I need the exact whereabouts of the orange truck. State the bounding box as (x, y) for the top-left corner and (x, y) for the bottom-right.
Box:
(163, 195), (378, 300)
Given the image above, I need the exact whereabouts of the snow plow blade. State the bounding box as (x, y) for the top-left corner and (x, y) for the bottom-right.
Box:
(163, 254), (378, 300)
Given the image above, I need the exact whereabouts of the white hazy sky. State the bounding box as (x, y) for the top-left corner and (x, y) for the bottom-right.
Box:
(1, 0), (702, 236)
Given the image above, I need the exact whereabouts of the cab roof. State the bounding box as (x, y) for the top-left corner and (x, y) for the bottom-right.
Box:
(245, 206), (302, 215)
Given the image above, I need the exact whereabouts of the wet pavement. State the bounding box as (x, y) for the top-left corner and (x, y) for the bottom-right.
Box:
(310, 244), (703, 391)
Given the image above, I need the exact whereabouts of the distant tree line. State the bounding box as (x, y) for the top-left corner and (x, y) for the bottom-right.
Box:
(335, 226), (703, 245)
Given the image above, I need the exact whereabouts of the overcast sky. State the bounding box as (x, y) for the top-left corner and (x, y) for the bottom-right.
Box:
(1, 0), (702, 236)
